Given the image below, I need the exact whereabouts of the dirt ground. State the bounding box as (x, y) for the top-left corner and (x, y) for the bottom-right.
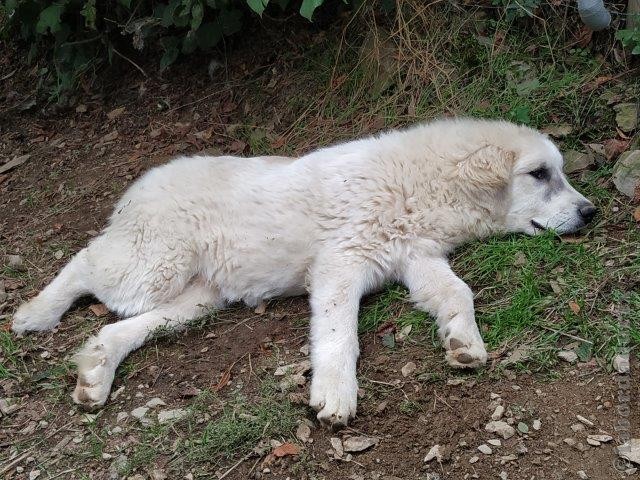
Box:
(1, 7), (640, 480)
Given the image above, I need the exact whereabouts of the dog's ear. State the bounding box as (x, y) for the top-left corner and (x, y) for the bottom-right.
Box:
(455, 145), (516, 192)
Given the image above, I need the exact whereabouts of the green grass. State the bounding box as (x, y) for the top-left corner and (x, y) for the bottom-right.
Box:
(359, 227), (638, 370)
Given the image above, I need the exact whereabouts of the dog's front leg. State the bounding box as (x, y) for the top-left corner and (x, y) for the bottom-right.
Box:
(402, 255), (487, 369)
(308, 257), (369, 429)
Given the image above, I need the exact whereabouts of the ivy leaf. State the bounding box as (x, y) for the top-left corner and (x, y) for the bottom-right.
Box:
(246, 0), (269, 15)
(160, 36), (181, 71)
(219, 9), (242, 36)
(299, 0), (324, 20)
(81, 0), (97, 30)
(36, 5), (66, 34)
(191, 3), (204, 31)
(197, 21), (222, 49)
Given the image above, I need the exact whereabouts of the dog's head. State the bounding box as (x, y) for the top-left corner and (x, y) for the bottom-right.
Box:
(503, 136), (596, 235)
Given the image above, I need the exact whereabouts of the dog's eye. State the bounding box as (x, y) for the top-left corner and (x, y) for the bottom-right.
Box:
(528, 167), (549, 181)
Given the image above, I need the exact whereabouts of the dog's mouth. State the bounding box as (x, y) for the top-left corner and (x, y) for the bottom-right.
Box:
(530, 220), (546, 231)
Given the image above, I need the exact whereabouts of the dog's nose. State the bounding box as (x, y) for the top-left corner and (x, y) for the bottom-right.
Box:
(578, 203), (597, 224)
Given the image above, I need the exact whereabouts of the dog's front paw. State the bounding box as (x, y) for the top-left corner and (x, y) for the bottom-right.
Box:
(71, 343), (116, 410)
(12, 299), (60, 335)
(445, 337), (487, 369)
(310, 371), (358, 429)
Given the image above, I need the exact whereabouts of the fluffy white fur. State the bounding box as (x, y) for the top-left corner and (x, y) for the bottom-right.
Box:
(12, 118), (595, 428)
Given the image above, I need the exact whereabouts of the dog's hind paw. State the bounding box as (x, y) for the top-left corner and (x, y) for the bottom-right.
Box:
(71, 342), (116, 410)
(12, 299), (61, 335)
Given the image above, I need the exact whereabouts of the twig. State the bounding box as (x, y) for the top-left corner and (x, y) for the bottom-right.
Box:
(539, 325), (593, 345)
(0, 449), (34, 474)
(218, 451), (253, 479)
(47, 467), (79, 480)
(111, 47), (147, 78)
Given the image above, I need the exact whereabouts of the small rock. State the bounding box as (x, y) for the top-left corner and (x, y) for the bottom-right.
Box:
(487, 439), (502, 446)
(151, 470), (167, 480)
(29, 470), (41, 480)
(116, 411), (129, 423)
(299, 344), (309, 356)
(577, 471), (588, 479)
(158, 408), (188, 424)
(563, 150), (595, 174)
(423, 444), (442, 463)
(0, 397), (21, 415)
(491, 405), (505, 421)
(130, 406), (149, 420)
(478, 444), (493, 455)
(613, 353), (630, 373)
(586, 437), (601, 447)
(401, 361), (417, 377)
(564, 438), (577, 446)
(54, 250), (64, 260)
(614, 103), (639, 132)
(499, 471), (508, 480)
(571, 423), (585, 432)
(533, 419), (541, 430)
(587, 434), (612, 443)
(101, 452), (112, 460)
(6, 254), (25, 271)
(343, 436), (379, 453)
(296, 423), (311, 443)
(145, 397), (166, 408)
(612, 150), (640, 198)
(469, 455), (479, 464)
(576, 415), (594, 427)
(485, 421), (516, 440)
(274, 360), (311, 377)
(330, 437), (343, 457)
(558, 350), (578, 363)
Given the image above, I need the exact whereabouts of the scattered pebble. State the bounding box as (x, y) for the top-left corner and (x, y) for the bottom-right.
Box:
(499, 471), (508, 480)
(485, 421), (516, 440)
(330, 437), (343, 458)
(491, 405), (505, 421)
(576, 415), (594, 427)
(401, 361), (417, 377)
(469, 455), (479, 464)
(130, 406), (149, 420)
(295, 423), (311, 443)
(577, 471), (588, 479)
(146, 397), (166, 408)
(29, 470), (40, 480)
(570, 423), (585, 433)
(532, 419), (541, 431)
(157, 408), (188, 424)
(343, 436), (379, 453)
(487, 439), (502, 447)
(478, 444), (493, 455)
(613, 353), (630, 373)
(587, 434), (612, 443)
(558, 350), (578, 363)
(423, 445), (442, 463)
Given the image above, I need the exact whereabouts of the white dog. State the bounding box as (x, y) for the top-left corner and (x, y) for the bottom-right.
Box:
(12, 118), (595, 428)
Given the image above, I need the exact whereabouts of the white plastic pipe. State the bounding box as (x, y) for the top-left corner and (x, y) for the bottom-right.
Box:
(577, 0), (612, 31)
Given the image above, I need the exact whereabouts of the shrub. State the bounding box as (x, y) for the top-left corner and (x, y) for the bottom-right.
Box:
(0, 0), (330, 99)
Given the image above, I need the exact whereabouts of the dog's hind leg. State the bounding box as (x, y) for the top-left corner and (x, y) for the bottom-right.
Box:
(72, 279), (221, 409)
(12, 249), (92, 335)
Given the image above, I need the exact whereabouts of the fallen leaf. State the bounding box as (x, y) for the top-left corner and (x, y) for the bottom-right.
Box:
(228, 139), (246, 154)
(603, 138), (630, 161)
(568, 301), (581, 314)
(270, 136), (286, 149)
(107, 106), (126, 120)
(375, 321), (396, 337)
(0, 154), (30, 175)
(89, 303), (109, 317)
(214, 366), (232, 391)
(272, 442), (300, 457)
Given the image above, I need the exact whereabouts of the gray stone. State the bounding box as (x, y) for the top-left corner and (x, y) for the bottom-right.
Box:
(614, 103), (638, 132)
(613, 353), (630, 373)
(558, 350), (578, 363)
(617, 439), (640, 464)
(485, 421), (516, 440)
(563, 150), (595, 174)
(612, 150), (640, 198)
(157, 408), (188, 424)
(342, 435), (379, 453)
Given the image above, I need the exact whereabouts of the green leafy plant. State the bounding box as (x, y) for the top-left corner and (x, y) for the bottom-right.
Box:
(616, 26), (640, 55)
(0, 0), (331, 100)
